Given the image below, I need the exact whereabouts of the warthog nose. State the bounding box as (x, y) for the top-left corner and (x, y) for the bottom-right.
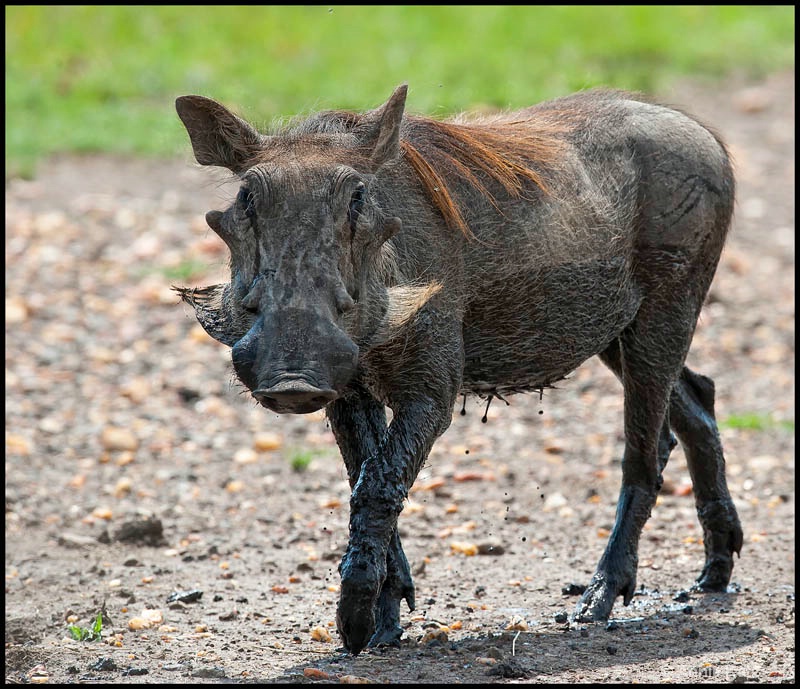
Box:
(253, 379), (338, 413)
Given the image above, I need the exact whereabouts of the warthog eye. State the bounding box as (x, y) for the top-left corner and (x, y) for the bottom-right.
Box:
(237, 187), (256, 219)
(348, 182), (366, 232)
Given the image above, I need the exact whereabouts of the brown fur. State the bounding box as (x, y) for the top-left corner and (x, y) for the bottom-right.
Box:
(400, 116), (565, 236)
(283, 107), (568, 237)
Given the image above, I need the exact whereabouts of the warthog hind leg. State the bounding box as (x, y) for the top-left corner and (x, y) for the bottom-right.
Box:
(575, 296), (696, 622)
(670, 367), (743, 591)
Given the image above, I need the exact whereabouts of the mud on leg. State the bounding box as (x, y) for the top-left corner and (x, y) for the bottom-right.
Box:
(326, 385), (415, 649)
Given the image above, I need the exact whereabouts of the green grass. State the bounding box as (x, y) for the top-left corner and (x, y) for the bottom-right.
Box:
(719, 413), (795, 433)
(159, 259), (211, 282)
(5, 6), (795, 177)
(135, 259), (210, 283)
(287, 446), (337, 473)
(289, 448), (319, 473)
(67, 611), (103, 642)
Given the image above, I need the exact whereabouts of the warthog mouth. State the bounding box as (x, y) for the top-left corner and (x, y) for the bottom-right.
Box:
(252, 377), (338, 414)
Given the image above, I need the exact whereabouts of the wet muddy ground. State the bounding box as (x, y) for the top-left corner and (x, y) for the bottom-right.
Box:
(5, 72), (794, 683)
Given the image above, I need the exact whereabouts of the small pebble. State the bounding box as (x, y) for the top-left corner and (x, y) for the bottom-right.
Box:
(310, 625), (332, 642)
(100, 427), (138, 452)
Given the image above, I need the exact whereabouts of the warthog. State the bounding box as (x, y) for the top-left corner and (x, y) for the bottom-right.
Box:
(175, 84), (743, 655)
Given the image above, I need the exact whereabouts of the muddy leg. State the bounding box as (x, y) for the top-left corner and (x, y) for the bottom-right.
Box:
(372, 530), (414, 645)
(335, 395), (454, 654)
(327, 385), (415, 649)
(670, 367), (743, 590)
(575, 303), (690, 623)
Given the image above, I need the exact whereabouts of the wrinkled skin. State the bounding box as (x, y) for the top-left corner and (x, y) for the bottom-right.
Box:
(175, 85), (742, 654)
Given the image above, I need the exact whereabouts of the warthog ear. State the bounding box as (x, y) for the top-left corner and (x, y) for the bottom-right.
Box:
(359, 84), (408, 170)
(175, 95), (264, 173)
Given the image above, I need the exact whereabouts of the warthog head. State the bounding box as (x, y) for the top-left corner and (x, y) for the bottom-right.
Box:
(175, 85), (437, 414)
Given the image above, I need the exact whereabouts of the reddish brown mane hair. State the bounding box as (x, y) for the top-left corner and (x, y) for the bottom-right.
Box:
(399, 115), (565, 236)
(293, 107), (567, 238)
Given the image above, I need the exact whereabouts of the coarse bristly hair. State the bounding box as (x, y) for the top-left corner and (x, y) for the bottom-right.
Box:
(279, 105), (569, 238)
(398, 114), (567, 237)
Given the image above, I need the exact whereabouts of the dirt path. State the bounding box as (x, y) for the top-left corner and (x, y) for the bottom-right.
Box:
(5, 72), (794, 684)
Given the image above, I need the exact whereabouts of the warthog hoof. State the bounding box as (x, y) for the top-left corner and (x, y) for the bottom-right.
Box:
(368, 622), (403, 648)
(693, 518), (743, 592)
(337, 551), (385, 655)
(337, 577), (379, 654)
(573, 570), (636, 623)
(693, 556), (735, 592)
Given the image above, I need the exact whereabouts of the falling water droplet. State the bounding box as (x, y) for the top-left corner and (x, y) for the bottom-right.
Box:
(481, 395), (493, 423)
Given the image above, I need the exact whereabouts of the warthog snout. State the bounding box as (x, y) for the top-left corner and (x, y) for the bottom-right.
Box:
(253, 378), (338, 414)
(230, 308), (359, 414)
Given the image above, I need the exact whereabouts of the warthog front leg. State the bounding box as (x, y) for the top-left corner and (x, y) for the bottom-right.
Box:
(327, 386), (415, 650)
(334, 396), (454, 655)
(371, 530), (415, 646)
